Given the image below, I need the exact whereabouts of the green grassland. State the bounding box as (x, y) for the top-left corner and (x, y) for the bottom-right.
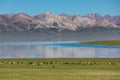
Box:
(78, 40), (120, 46)
(0, 58), (120, 80)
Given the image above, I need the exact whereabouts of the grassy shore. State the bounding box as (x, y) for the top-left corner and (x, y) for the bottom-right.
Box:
(78, 40), (120, 46)
(0, 58), (120, 80)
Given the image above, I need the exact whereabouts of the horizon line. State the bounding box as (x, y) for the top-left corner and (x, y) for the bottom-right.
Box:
(0, 11), (120, 17)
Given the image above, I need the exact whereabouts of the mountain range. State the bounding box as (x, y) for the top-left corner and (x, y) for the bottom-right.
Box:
(0, 12), (120, 32)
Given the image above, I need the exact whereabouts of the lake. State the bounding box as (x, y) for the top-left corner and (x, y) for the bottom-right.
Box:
(0, 41), (120, 58)
(0, 32), (120, 58)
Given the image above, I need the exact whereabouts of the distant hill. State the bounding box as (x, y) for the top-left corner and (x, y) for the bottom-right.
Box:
(0, 12), (120, 32)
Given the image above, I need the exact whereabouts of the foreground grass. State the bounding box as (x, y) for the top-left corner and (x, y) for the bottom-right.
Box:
(78, 40), (120, 46)
(0, 58), (120, 80)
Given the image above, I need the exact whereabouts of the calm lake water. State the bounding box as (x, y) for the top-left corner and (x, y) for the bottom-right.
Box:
(0, 42), (120, 58)
(0, 32), (120, 58)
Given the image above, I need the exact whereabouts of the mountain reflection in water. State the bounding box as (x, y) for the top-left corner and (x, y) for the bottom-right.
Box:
(0, 32), (120, 58)
(0, 42), (120, 58)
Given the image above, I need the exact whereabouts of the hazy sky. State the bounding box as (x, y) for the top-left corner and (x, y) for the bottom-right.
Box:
(0, 0), (120, 16)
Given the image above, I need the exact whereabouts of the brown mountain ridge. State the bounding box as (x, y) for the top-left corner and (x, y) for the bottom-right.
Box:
(0, 12), (120, 32)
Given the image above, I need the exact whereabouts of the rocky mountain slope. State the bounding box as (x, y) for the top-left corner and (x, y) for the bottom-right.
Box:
(0, 12), (120, 32)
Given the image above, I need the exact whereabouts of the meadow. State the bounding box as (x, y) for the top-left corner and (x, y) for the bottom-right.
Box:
(79, 40), (120, 46)
(0, 58), (120, 80)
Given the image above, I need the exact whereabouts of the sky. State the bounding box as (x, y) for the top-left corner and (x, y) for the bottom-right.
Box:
(0, 0), (120, 16)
